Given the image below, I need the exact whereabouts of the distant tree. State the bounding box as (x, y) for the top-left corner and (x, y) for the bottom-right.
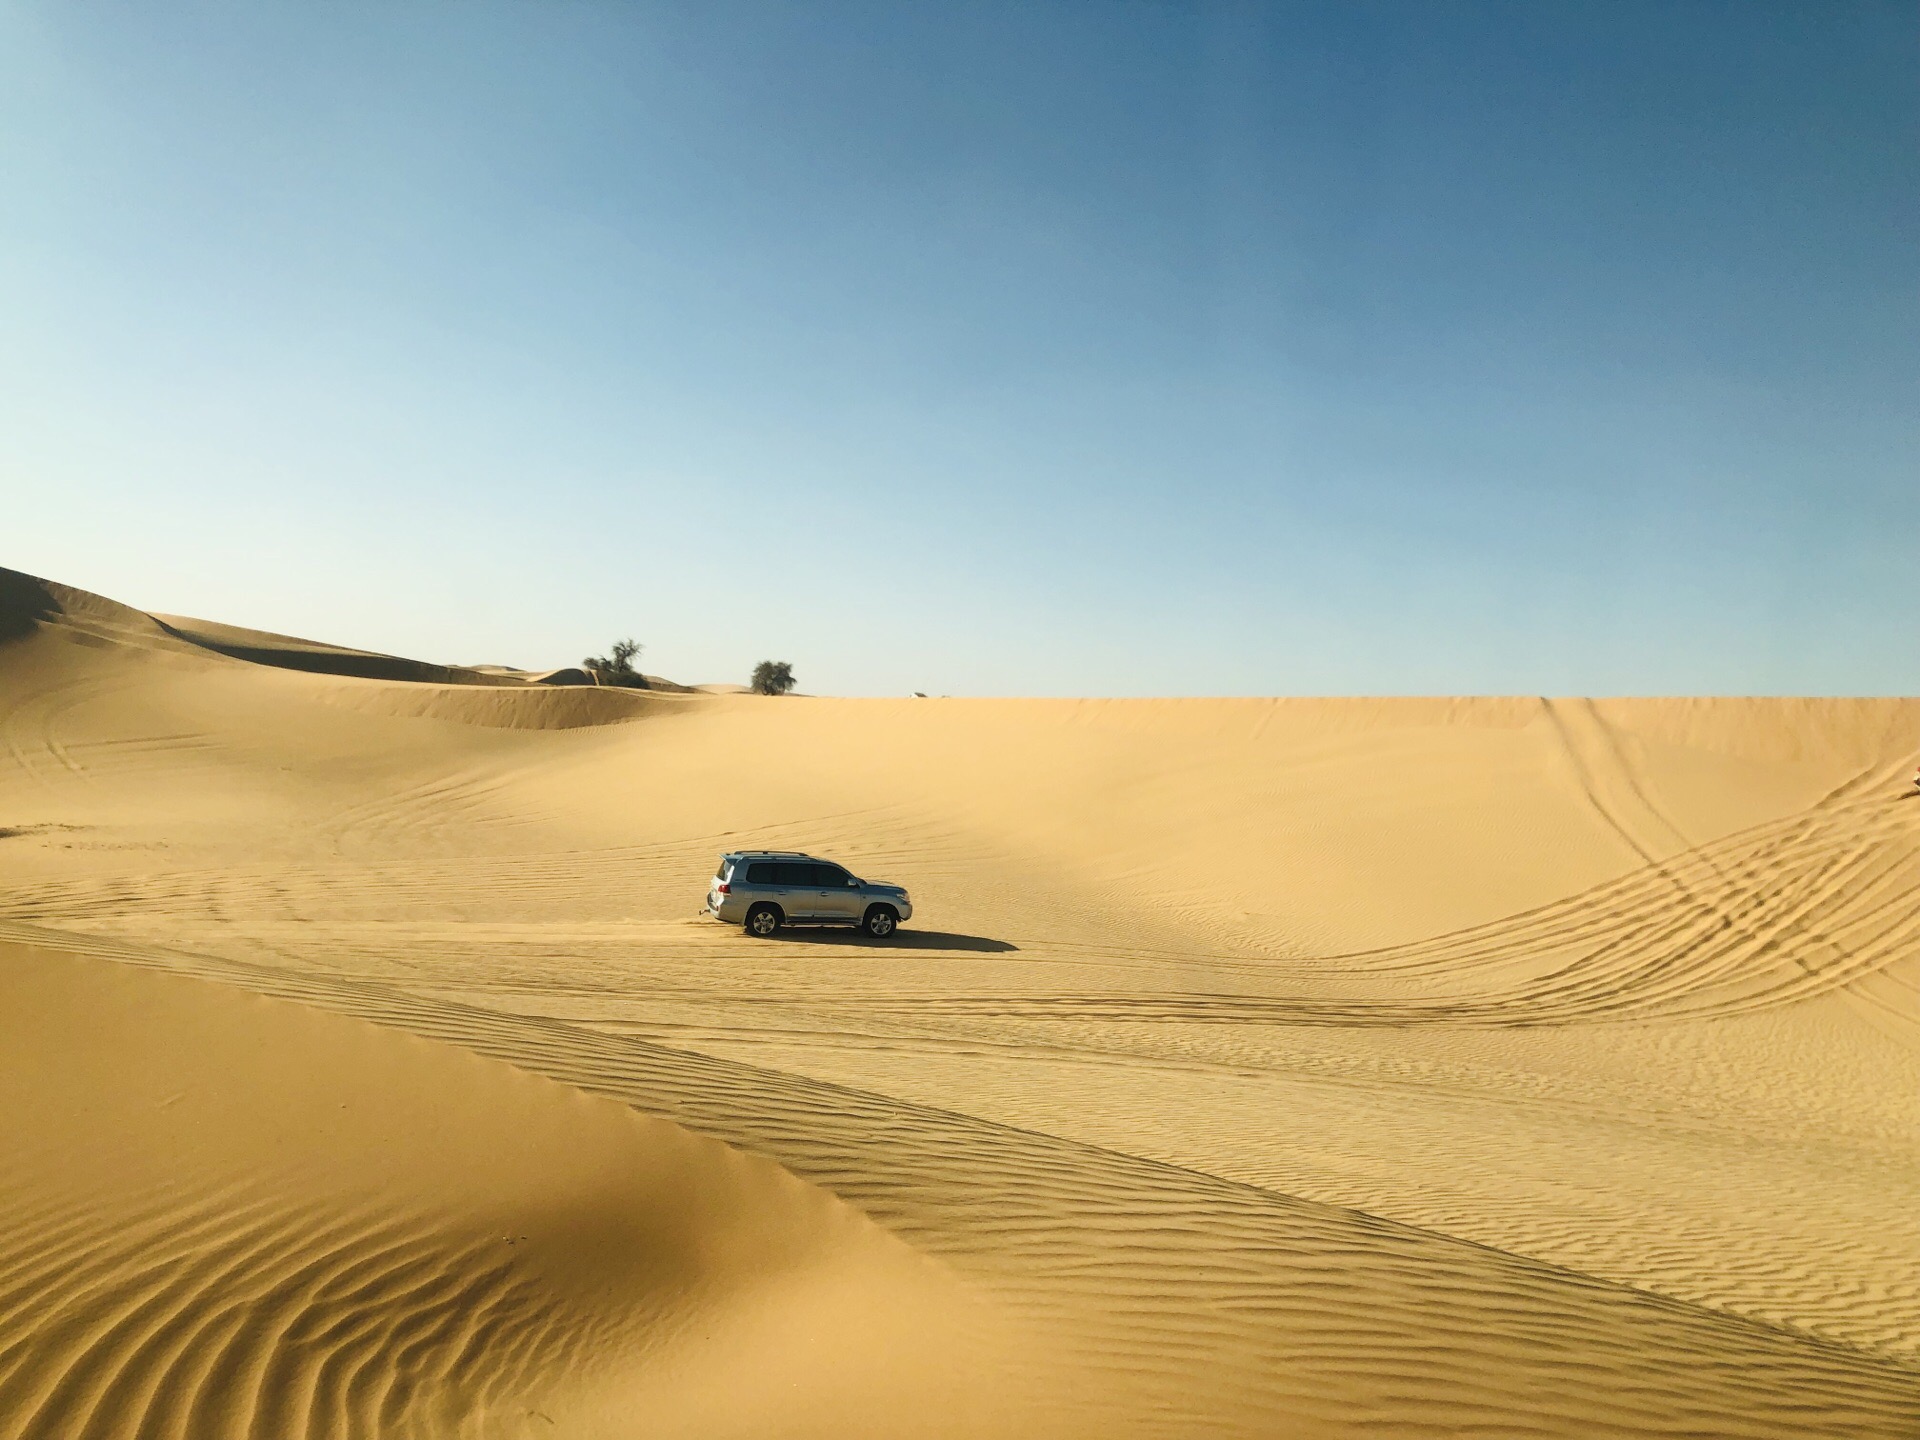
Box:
(751, 660), (795, 696)
(583, 637), (648, 688)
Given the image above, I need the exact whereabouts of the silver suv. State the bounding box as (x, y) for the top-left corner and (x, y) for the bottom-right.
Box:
(706, 851), (913, 939)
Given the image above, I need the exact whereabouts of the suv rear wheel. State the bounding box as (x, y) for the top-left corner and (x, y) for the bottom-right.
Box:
(861, 905), (899, 939)
(745, 904), (782, 938)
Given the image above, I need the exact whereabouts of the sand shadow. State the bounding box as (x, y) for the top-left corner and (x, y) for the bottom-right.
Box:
(0, 569), (60, 645)
(772, 928), (1018, 954)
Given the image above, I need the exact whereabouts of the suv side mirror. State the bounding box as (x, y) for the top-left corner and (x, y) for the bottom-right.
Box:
(847, 877), (861, 886)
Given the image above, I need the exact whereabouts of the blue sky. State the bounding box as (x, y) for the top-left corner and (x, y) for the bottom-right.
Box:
(3, 2), (1913, 694)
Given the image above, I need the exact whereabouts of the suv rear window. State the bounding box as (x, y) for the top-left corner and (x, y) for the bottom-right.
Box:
(744, 861), (808, 885)
(716, 857), (734, 882)
(744, 860), (831, 886)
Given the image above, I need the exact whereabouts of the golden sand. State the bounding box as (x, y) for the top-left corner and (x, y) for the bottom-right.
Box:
(2, 565), (1916, 1437)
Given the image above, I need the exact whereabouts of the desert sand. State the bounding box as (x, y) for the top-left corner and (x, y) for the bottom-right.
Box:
(1, 563), (1916, 1438)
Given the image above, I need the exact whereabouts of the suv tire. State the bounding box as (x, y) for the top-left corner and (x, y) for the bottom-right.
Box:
(861, 905), (899, 939)
(746, 904), (782, 938)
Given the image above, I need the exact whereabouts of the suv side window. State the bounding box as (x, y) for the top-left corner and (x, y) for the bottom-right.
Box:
(774, 862), (813, 887)
(812, 863), (851, 887)
(744, 861), (777, 885)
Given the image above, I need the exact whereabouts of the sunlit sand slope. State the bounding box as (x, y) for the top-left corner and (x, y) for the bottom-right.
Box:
(2, 565), (1918, 1437)
(0, 941), (1013, 1440)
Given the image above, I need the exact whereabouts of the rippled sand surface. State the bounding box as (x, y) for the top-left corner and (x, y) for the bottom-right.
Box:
(3, 565), (1917, 1437)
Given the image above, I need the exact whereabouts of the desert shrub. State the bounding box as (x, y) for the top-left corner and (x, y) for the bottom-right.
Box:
(751, 660), (795, 696)
(583, 637), (648, 688)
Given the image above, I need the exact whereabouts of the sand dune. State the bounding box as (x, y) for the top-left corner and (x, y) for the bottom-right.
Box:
(151, 613), (525, 687)
(2, 564), (1917, 1436)
(0, 941), (1011, 1440)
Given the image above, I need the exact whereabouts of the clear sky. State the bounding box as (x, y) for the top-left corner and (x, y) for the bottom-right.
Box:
(3, 2), (1914, 695)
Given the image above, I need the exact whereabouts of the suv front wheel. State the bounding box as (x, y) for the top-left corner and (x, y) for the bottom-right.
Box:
(861, 905), (899, 939)
(745, 904), (782, 938)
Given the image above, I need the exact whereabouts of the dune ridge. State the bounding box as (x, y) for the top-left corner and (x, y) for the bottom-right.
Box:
(2, 567), (1917, 1436)
(0, 939), (1017, 1440)
(0, 566), (689, 703)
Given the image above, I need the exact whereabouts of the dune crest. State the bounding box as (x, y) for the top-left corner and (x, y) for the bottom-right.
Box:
(0, 941), (1023, 1439)
(0, 565), (694, 732)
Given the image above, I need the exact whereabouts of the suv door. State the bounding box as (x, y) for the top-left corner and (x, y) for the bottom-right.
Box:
(807, 863), (862, 921)
(745, 860), (806, 918)
(775, 861), (825, 918)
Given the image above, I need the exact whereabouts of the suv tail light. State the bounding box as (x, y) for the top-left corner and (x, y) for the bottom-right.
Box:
(715, 882), (731, 894)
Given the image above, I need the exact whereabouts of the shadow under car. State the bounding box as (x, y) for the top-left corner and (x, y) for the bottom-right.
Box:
(768, 927), (1018, 954)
